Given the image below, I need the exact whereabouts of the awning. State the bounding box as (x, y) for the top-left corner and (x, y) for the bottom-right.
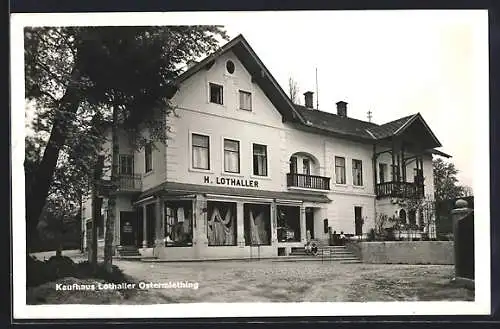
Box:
(136, 181), (331, 204)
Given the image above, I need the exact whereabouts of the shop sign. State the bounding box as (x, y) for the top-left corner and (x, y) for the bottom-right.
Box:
(203, 175), (259, 188)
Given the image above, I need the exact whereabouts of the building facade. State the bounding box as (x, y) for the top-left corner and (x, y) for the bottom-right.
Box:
(82, 35), (450, 260)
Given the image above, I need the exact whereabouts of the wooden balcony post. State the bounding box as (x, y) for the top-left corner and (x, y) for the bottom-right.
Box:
(372, 144), (377, 193)
(401, 145), (406, 183)
(391, 139), (396, 182)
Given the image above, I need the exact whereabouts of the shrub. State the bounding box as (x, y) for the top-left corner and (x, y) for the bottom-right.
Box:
(384, 228), (396, 241)
(26, 255), (74, 287)
(367, 228), (376, 241)
(27, 256), (130, 287)
(75, 261), (128, 284)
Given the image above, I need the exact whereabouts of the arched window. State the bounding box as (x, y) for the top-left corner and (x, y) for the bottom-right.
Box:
(399, 209), (407, 224)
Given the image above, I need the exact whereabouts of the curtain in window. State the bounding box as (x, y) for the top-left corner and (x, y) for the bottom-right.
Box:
(335, 157), (346, 184)
(192, 147), (208, 169)
(253, 145), (267, 176)
(353, 160), (363, 185)
(248, 210), (261, 245)
(248, 210), (269, 245)
(207, 205), (234, 246)
(192, 134), (209, 169)
(224, 140), (239, 173)
(239, 91), (252, 110)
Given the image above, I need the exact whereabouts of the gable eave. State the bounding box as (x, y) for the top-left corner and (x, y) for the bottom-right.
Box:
(393, 113), (442, 148)
(173, 34), (306, 124)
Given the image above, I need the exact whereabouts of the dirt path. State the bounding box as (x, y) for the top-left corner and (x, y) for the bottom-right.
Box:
(27, 252), (473, 303)
(112, 260), (473, 303)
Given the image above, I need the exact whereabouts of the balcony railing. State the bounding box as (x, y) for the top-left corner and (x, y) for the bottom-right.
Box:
(376, 181), (424, 199)
(286, 173), (330, 190)
(98, 174), (142, 195)
(118, 174), (142, 191)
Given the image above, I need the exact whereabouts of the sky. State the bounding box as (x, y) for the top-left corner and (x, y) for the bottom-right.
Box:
(212, 10), (487, 189)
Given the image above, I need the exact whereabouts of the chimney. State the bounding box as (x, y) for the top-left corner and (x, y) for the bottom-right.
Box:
(336, 101), (348, 117)
(304, 91), (314, 109)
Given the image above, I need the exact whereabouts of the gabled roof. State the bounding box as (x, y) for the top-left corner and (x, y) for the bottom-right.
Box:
(174, 34), (306, 123)
(368, 112), (442, 148)
(367, 114), (416, 139)
(173, 34), (447, 155)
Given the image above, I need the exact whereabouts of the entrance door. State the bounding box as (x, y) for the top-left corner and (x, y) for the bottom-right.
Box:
(145, 203), (156, 247)
(136, 207), (144, 248)
(120, 211), (137, 246)
(305, 208), (314, 239)
(354, 206), (363, 236)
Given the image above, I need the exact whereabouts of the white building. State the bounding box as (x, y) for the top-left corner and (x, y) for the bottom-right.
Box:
(82, 34), (450, 260)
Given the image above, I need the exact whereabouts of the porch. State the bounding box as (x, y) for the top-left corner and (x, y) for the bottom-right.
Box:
(371, 113), (449, 200)
(375, 181), (424, 199)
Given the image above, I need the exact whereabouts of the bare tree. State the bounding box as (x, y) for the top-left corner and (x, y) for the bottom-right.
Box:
(288, 77), (300, 104)
(461, 185), (473, 197)
(374, 213), (389, 240)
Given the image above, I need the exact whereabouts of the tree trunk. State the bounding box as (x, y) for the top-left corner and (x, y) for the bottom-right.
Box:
(104, 104), (120, 273)
(56, 243), (62, 257)
(26, 66), (82, 232)
(89, 187), (99, 267)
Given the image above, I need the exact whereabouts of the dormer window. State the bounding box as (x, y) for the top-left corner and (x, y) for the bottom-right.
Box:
(209, 83), (223, 105)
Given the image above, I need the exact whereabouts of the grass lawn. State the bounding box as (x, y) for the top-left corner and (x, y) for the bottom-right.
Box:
(27, 252), (474, 304)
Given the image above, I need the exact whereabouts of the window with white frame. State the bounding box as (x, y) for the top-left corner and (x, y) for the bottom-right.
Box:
(239, 90), (252, 111)
(192, 133), (210, 170)
(144, 144), (152, 173)
(224, 139), (240, 173)
(353, 159), (363, 186)
(335, 156), (346, 184)
(253, 144), (268, 176)
(119, 155), (134, 175)
(209, 83), (223, 105)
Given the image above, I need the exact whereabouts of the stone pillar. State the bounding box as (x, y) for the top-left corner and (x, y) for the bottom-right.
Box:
(195, 195), (209, 249)
(270, 202), (277, 245)
(142, 204), (147, 248)
(236, 202), (245, 247)
(451, 199), (474, 279)
(155, 197), (164, 248)
(300, 205), (307, 243)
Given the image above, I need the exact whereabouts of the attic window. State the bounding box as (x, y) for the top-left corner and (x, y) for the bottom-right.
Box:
(226, 60), (235, 74)
(209, 83), (223, 105)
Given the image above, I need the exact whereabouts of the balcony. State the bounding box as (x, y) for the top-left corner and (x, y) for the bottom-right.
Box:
(376, 181), (424, 199)
(286, 173), (330, 191)
(98, 174), (142, 195)
(117, 174), (142, 191)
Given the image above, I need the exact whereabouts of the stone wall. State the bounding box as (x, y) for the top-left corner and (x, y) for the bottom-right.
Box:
(346, 241), (453, 265)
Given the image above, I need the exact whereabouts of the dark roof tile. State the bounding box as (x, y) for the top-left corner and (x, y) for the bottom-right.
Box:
(367, 114), (417, 139)
(295, 105), (378, 140)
